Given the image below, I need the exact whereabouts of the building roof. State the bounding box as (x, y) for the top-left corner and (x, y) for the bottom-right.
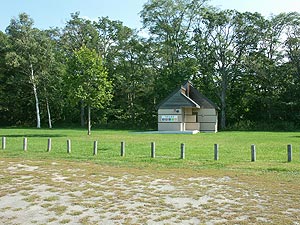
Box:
(158, 81), (218, 109)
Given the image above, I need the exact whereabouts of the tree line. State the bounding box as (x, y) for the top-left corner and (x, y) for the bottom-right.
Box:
(0, 0), (299, 132)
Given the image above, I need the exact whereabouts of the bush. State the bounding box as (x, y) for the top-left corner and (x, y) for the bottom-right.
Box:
(227, 120), (299, 131)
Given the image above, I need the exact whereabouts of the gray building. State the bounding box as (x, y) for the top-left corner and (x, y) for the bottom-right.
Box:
(157, 81), (218, 133)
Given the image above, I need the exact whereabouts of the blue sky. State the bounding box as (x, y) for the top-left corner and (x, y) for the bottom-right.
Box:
(1, 0), (299, 32)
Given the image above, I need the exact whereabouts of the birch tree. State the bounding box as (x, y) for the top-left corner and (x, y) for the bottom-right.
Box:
(5, 13), (54, 128)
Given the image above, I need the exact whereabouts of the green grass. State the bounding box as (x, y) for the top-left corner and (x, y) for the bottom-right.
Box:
(0, 128), (299, 172)
(1, 128), (299, 224)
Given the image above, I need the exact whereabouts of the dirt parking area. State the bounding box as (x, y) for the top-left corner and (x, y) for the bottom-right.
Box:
(0, 159), (299, 224)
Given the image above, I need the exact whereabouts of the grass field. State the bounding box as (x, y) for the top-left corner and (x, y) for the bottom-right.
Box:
(0, 128), (300, 172)
(1, 128), (300, 224)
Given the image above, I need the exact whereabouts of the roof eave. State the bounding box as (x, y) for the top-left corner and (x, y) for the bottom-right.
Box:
(180, 93), (200, 108)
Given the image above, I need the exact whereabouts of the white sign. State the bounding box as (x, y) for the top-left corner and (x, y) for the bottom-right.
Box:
(161, 115), (178, 122)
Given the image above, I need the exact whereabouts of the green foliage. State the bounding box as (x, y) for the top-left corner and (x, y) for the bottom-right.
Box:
(66, 46), (112, 108)
(60, 12), (99, 54)
(3, 13), (62, 128)
(0, 6), (300, 131)
(66, 46), (112, 134)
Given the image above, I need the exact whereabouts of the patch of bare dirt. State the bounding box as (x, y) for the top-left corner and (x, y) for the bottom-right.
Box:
(0, 159), (299, 224)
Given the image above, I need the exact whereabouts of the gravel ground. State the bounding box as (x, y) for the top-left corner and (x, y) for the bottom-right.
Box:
(0, 159), (299, 224)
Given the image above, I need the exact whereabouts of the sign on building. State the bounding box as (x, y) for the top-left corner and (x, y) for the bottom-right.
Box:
(161, 115), (178, 122)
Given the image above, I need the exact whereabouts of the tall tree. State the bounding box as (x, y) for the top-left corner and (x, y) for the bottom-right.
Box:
(193, 9), (265, 129)
(108, 36), (157, 128)
(60, 12), (98, 54)
(284, 12), (300, 78)
(66, 46), (112, 135)
(242, 13), (299, 127)
(61, 12), (99, 126)
(5, 13), (55, 128)
(0, 31), (9, 123)
(140, 0), (207, 98)
(94, 16), (133, 59)
(39, 28), (65, 128)
(94, 17), (156, 128)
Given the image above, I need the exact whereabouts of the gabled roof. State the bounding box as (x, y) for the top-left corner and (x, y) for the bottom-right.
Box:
(158, 81), (218, 109)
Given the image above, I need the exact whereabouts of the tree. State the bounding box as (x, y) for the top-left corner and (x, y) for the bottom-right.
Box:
(67, 46), (112, 135)
(140, 0), (207, 98)
(93, 16), (157, 128)
(5, 13), (56, 128)
(94, 16), (133, 59)
(1, 9), (299, 130)
(241, 13), (300, 128)
(39, 28), (66, 128)
(193, 10), (265, 129)
(284, 12), (300, 78)
(108, 37), (157, 128)
(0, 31), (9, 124)
(61, 12), (99, 127)
(60, 12), (98, 54)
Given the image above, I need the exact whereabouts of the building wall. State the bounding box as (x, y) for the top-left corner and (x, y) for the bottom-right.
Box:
(158, 123), (184, 131)
(198, 109), (218, 133)
(158, 108), (218, 132)
(183, 108), (199, 130)
(158, 108), (183, 131)
(185, 123), (199, 130)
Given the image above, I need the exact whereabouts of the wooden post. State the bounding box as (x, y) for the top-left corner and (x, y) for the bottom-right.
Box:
(214, 144), (219, 161)
(151, 142), (155, 158)
(67, 139), (71, 154)
(251, 144), (256, 162)
(2, 137), (6, 150)
(287, 144), (292, 162)
(47, 138), (52, 152)
(93, 141), (98, 156)
(121, 141), (125, 157)
(180, 143), (185, 159)
(23, 137), (27, 151)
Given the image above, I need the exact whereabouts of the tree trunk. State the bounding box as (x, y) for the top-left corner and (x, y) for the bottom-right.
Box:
(80, 100), (85, 127)
(87, 105), (91, 135)
(220, 77), (227, 130)
(46, 97), (52, 129)
(220, 95), (226, 130)
(30, 64), (41, 129)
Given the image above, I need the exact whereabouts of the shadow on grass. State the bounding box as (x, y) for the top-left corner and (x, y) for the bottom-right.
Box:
(99, 148), (110, 151)
(1, 134), (66, 138)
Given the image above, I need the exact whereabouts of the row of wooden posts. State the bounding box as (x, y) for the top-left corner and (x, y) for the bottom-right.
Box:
(0, 137), (298, 162)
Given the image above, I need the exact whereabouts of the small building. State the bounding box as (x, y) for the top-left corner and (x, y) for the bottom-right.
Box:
(157, 81), (218, 133)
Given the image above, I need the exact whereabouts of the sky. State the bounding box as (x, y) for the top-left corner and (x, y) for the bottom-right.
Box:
(1, 0), (300, 32)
